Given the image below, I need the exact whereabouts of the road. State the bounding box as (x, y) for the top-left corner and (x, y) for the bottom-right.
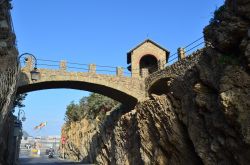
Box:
(18, 147), (93, 165)
(19, 155), (88, 165)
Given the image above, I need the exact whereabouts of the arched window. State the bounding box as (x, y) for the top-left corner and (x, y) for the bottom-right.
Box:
(139, 55), (158, 75)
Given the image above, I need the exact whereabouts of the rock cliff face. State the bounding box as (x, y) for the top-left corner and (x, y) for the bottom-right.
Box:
(0, 1), (20, 165)
(61, 0), (250, 164)
(61, 105), (142, 164)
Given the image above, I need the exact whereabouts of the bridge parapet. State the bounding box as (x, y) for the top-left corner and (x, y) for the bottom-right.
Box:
(88, 64), (96, 74)
(22, 58), (127, 77)
(59, 60), (67, 71)
(145, 48), (204, 93)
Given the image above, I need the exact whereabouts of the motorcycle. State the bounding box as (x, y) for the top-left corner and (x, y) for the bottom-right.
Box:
(48, 151), (54, 158)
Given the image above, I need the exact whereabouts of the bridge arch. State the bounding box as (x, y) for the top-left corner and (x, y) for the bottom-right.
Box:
(148, 77), (172, 95)
(17, 81), (137, 106)
(17, 69), (146, 108)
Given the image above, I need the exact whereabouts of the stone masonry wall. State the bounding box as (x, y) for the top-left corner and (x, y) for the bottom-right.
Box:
(145, 48), (204, 91)
(131, 41), (167, 77)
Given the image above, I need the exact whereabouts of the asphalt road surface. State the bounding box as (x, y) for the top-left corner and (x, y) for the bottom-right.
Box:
(19, 155), (89, 165)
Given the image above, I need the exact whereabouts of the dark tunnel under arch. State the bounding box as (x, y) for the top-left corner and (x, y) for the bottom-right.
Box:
(148, 77), (172, 96)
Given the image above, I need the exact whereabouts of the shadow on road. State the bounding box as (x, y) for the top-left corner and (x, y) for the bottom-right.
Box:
(19, 157), (86, 165)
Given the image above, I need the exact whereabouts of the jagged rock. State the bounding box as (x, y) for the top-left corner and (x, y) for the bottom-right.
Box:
(219, 66), (250, 144)
(136, 94), (202, 165)
(240, 36), (250, 68)
(204, 1), (250, 54)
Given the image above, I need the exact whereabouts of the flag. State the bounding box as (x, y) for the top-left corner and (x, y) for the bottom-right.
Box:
(34, 122), (47, 130)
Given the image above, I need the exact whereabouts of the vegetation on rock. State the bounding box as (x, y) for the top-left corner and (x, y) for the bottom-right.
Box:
(12, 93), (27, 110)
(209, 5), (226, 24)
(64, 93), (118, 124)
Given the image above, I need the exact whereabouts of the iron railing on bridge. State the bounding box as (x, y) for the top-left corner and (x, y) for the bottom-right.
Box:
(19, 36), (207, 77)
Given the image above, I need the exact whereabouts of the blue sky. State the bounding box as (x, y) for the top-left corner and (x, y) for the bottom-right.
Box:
(12, 0), (224, 136)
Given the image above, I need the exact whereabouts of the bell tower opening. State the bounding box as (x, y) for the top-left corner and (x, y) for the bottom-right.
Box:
(139, 55), (158, 75)
(127, 39), (169, 77)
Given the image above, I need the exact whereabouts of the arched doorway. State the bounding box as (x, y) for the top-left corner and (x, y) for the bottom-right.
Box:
(148, 78), (172, 95)
(139, 55), (158, 75)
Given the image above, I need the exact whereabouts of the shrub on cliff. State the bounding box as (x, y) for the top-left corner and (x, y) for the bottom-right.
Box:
(13, 93), (27, 109)
(65, 101), (81, 123)
(86, 93), (117, 120)
(65, 93), (117, 124)
(11, 93), (28, 114)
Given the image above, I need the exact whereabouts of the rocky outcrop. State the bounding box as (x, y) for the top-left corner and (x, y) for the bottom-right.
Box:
(60, 118), (97, 161)
(0, 1), (20, 165)
(61, 0), (250, 164)
(204, 0), (250, 67)
(60, 105), (142, 164)
(168, 48), (250, 164)
(0, 114), (21, 165)
(136, 94), (202, 164)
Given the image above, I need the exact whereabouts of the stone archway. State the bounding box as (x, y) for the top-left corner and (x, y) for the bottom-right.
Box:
(148, 77), (172, 95)
(139, 54), (158, 75)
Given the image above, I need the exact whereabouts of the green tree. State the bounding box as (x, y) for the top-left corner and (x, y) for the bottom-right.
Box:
(87, 93), (117, 120)
(78, 96), (89, 118)
(65, 101), (80, 123)
(64, 93), (118, 123)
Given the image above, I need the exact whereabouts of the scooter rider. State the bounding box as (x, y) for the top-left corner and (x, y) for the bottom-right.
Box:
(48, 147), (55, 158)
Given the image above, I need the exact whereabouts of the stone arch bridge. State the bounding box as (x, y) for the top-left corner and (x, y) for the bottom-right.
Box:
(17, 58), (146, 106)
(17, 49), (203, 106)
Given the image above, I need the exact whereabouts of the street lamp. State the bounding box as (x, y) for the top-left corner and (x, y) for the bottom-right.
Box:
(18, 109), (26, 122)
(18, 53), (40, 81)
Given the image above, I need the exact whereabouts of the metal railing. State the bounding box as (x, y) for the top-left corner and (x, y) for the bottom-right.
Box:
(20, 36), (207, 78)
